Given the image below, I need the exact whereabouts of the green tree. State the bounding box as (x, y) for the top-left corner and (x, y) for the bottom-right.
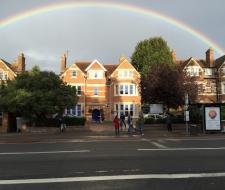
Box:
(0, 66), (78, 123)
(131, 37), (174, 77)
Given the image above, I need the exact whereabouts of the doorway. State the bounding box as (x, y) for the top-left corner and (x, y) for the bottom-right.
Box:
(92, 109), (100, 122)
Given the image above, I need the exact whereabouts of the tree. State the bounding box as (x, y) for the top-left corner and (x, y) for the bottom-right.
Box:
(0, 66), (78, 122)
(141, 64), (198, 109)
(131, 37), (174, 77)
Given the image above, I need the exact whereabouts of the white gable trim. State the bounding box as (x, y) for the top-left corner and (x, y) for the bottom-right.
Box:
(0, 60), (16, 77)
(61, 63), (85, 77)
(85, 59), (107, 72)
(111, 58), (140, 78)
(184, 58), (204, 71)
(218, 61), (225, 70)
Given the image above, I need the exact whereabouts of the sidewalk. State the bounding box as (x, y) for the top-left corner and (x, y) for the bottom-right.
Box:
(0, 122), (225, 144)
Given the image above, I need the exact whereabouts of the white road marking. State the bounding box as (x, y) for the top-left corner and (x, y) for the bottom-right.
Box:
(138, 147), (225, 151)
(151, 142), (168, 149)
(95, 171), (109, 173)
(1, 173), (225, 184)
(0, 150), (90, 155)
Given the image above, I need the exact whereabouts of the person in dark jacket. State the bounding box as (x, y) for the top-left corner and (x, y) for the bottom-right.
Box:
(120, 112), (126, 131)
(166, 112), (172, 132)
(127, 114), (133, 133)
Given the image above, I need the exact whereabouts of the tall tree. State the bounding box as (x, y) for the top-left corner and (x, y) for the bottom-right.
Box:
(131, 37), (174, 77)
(141, 64), (198, 109)
(0, 66), (78, 122)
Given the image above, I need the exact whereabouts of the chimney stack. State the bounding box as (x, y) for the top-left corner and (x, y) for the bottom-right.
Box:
(60, 53), (67, 73)
(206, 48), (214, 67)
(17, 53), (25, 73)
(172, 50), (176, 62)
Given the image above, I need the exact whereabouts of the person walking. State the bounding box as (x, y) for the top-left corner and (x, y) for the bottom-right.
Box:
(127, 114), (133, 134)
(114, 115), (120, 136)
(120, 112), (126, 131)
(139, 112), (144, 136)
(166, 112), (172, 132)
(59, 115), (66, 133)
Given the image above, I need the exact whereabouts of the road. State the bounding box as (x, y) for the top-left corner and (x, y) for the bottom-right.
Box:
(0, 137), (225, 189)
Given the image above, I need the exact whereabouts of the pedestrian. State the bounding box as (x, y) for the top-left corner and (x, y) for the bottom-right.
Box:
(120, 112), (126, 131)
(127, 114), (133, 134)
(166, 112), (172, 132)
(139, 112), (144, 136)
(59, 115), (66, 133)
(114, 115), (120, 136)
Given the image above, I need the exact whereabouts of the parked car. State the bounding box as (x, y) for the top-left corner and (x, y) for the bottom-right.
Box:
(143, 113), (166, 119)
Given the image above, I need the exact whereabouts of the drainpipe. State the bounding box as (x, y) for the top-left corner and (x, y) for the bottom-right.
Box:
(84, 75), (87, 117)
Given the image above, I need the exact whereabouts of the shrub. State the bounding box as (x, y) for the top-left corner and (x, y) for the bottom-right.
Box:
(144, 114), (184, 124)
(64, 116), (86, 126)
(31, 116), (86, 127)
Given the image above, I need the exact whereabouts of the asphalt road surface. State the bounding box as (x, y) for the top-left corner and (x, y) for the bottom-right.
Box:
(0, 137), (225, 189)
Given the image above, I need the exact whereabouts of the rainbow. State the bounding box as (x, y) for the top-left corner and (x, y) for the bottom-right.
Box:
(0, 1), (224, 55)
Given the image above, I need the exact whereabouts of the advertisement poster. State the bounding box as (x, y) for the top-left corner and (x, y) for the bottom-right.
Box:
(205, 107), (221, 131)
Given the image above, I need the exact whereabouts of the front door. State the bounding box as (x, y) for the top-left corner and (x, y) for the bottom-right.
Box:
(92, 109), (100, 122)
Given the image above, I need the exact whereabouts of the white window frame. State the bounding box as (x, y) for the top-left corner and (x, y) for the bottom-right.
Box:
(88, 70), (104, 79)
(205, 68), (213, 76)
(94, 86), (99, 96)
(118, 70), (133, 79)
(186, 66), (200, 77)
(222, 82), (225, 94)
(0, 70), (8, 80)
(114, 84), (137, 96)
(66, 104), (82, 117)
(71, 70), (77, 78)
(115, 103), (136, 117)
(76, 86), (82, 96)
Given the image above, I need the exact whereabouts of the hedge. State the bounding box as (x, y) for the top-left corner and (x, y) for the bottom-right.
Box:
(32, 116), (86, 127)
(144, 115), (185, 124)
(64, 116), (86, 126)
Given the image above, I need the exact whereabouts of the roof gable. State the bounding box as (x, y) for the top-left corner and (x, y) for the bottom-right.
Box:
(0, 59), (16, 76)
(111, 56), (140, 77)
(183, 57), (204, 70)
(85, 59), (107, 72)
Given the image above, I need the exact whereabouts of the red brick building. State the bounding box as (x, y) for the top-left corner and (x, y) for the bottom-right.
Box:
(0, 53), (26, 132)
(60, 55), (141, 121)
(175, 48), (225, 103)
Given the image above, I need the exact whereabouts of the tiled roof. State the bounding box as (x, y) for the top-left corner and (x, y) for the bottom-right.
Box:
(75, 61), (118, 76)
(75, 62), (91, 73)
(177, 57), (206, 69)
(215, 55), (225, 68)
(104, 64), (118, 76)
(0, 59), (13, 70)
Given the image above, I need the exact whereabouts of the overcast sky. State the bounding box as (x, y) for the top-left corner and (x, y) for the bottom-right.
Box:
(0, 0), (225, 73)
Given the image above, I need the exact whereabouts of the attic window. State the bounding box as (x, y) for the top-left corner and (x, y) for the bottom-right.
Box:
(118, 70), (133, 78)
(71, 70), (77, 77)
(187, 66), (199, 76)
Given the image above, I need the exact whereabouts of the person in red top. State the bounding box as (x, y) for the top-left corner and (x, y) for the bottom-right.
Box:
(114, 115), (120, 136)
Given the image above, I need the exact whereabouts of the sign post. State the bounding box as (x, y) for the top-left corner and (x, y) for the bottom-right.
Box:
(184, 93), (189, 136)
